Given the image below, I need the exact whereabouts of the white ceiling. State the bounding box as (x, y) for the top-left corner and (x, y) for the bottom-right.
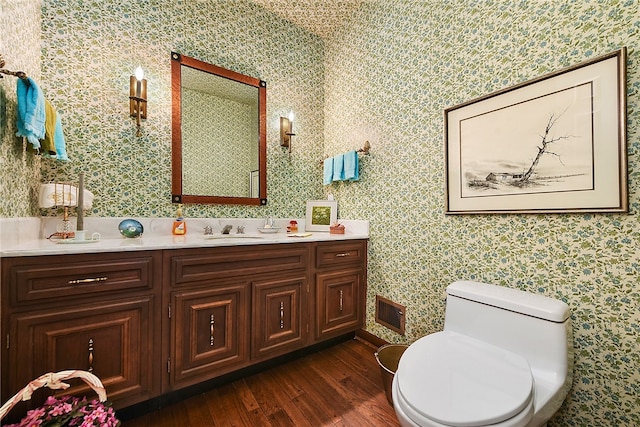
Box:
(251, 0), (364, 39)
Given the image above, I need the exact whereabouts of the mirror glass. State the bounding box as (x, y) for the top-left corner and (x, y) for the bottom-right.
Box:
(171, 52), (267, 205)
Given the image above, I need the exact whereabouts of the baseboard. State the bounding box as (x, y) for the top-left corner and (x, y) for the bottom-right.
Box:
(355, 328), (389, 349)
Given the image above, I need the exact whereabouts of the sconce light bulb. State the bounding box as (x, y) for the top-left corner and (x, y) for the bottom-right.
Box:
(288, 111), (295, 122)
(135, 66), (144, 81)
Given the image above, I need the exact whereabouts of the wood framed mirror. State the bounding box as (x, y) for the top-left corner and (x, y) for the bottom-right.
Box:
(171, 52), (267, 205)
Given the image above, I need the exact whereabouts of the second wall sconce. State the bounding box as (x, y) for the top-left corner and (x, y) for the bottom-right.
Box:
(280, 111), (295, 153)
(129, 66), (147, 137)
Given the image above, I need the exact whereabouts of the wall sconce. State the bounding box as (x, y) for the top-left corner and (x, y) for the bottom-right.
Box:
(129, 66), (147, 137)
(280, 111), (295, 153)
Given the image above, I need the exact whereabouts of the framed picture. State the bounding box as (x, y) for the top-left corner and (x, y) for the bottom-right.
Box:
(305, 200), (338, 231)
(445, 48), (627, 214)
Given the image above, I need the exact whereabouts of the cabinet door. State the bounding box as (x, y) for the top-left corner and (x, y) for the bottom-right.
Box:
(171, 283), (248, 388)
(252, 275), (307, 360)
(7, 296), (156, 409)
(316, 269), (364, 340)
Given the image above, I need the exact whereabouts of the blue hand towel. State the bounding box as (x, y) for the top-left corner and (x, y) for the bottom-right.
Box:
(323, 157), (334, 185)
(344, 150), (359, 181)
(332, 153), (345, 181)
(53, 115), (69, 161)
(16, 77), (46, 150)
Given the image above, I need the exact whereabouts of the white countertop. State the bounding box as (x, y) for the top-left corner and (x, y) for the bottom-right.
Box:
(0, 217), (369, 257)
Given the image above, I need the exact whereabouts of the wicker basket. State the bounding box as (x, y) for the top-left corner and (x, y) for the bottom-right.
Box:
(0, 370), (111, 424)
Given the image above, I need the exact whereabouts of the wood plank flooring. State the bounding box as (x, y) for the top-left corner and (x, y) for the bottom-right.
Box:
(122, 338), (400, 427)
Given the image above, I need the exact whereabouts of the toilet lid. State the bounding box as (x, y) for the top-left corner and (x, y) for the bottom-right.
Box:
(396, 332), (533, 427)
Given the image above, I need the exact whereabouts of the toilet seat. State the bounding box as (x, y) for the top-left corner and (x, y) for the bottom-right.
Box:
(395, 332), (534, 427)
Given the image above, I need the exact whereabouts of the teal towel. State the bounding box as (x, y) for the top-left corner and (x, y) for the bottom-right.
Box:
(323, 157), (333, 185)
(332, 153), (345, 181)
(16, 77), (46, 150)
(344, 150), (359, 181)
(53, 115), (69, 161)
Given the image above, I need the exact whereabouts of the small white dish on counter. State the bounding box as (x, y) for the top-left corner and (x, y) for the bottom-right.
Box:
(257, 227), (280, 234)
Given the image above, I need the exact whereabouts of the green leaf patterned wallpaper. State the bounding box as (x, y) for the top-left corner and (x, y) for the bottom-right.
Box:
(1, 0), (326, 219)
(0, 0), (43, 217)
(1, 0), (640, 425)
(323, 1), (640, 425)
(182, 89), (255, 197)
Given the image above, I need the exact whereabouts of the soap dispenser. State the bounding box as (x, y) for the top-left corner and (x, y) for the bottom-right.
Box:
(172, 204), (187, 235)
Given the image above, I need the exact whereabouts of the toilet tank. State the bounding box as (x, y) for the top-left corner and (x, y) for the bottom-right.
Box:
(444, 281), (572, 378)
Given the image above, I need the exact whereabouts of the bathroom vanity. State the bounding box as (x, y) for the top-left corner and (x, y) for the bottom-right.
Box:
(0, 221), (367, 415)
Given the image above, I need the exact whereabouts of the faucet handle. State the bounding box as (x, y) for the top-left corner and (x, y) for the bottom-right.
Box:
(237, 226), (245, 234)
(204, 226), (213, 235)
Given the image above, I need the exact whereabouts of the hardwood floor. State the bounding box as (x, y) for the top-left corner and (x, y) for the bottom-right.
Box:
(122, 338), (400, 427)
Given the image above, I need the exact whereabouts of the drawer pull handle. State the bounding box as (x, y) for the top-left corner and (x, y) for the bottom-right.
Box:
(210, 314), (215, 346)
(88, 338), (94, 373)
(279, 301), (285, 329)
(68, 277), (108, 285)
(336, 252), (351, 257)
(339, 290), (344, 311)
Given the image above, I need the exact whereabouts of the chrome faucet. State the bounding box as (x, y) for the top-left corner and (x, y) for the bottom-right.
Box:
(221, 224), (233, 234)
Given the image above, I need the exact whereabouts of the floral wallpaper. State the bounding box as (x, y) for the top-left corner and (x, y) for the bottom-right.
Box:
(1, 0), (325, 219)
(0, 0), (42, 218)
(2, 0), (640, 425)
(324, 1), (640, 426)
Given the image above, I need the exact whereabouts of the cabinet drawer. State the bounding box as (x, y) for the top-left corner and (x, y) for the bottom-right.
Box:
(166, 244), (309, 287)
(315, 240), (367, 269)
(3, 252), (159, 305)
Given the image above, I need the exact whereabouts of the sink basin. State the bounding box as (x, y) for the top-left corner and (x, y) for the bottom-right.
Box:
(204, 234), (264, 239)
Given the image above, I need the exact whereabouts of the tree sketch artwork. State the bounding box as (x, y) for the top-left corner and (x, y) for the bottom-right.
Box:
(460, 83), (594, 199)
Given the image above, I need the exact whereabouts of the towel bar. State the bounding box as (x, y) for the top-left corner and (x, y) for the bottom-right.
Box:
(320, 140), (371, 163)
(0, 53), (29, 82)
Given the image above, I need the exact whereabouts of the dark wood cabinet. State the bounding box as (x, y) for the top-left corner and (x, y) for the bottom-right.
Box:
(315, 269), (363, 339)
(8, 296), (155, 406)
(251, 274), (308, 360)
(1, 251), (162, 412)
(314, 241), (367, 341)
(1, 239), (366, 414)
(162, 244), (310, 391)
(170, 281), (249, 388)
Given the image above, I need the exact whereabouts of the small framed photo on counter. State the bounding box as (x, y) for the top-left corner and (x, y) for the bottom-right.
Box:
(305, 200), (338, 232)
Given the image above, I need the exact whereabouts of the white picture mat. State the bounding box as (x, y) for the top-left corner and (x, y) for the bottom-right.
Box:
(445, 50), (626, 214)
(305, 200), (338, 231)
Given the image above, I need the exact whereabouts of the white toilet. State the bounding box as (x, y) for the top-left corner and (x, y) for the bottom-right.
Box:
(392, 280), (573, 427)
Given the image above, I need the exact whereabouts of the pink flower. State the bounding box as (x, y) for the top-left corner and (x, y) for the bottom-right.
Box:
(6, 395), (120, 427)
